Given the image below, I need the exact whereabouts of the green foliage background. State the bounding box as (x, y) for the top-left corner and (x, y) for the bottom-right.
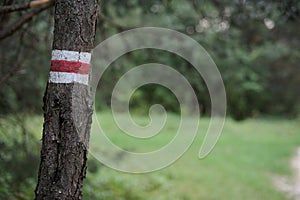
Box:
(1, 0), (299, 120)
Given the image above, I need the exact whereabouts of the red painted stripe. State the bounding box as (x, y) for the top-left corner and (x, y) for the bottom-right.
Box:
(50, 60), (89, 74)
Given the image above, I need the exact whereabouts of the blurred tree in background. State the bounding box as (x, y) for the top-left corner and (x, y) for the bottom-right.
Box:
(1, 0), (299, 120)
(97, 0), (300, 120)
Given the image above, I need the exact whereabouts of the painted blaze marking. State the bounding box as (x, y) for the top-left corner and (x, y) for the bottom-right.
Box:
(49, 50), (91, 85)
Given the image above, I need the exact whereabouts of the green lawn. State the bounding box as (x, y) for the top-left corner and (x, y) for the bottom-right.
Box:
(2, 113), (298, 199)
(83, 113), (300, 200)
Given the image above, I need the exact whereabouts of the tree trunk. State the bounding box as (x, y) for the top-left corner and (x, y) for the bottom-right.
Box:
(35, 0), (98, 199)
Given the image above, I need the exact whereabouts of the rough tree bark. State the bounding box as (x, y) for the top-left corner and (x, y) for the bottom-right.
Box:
(35, 0), (98, 199)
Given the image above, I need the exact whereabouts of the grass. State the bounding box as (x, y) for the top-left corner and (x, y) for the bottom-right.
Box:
(1, 113), (299, 199)
(84, 112), (300, 200)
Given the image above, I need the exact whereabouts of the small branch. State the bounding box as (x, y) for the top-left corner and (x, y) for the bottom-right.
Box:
(0, 2), (53, 40)
(0, 49), (32, 88)
(0, 2), (30, 14)
(0, 0), (52, 14)
(30, 0), (52, 8)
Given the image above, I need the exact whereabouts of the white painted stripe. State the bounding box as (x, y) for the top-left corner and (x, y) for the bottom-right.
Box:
(49, 72), (89, 85)
(51, 50), (91, 63)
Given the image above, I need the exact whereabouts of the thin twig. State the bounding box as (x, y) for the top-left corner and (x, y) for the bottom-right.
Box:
(0, 2), (30, 14)
(0, 2), (53, 40)
(0, 49), (32, 88)
(0, 0), (52, 14)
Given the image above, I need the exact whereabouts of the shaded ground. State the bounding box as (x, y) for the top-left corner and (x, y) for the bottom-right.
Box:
(273, 147), (300, 200)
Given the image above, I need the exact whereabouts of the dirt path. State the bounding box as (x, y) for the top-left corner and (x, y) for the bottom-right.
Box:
(273, 147), (300, 200)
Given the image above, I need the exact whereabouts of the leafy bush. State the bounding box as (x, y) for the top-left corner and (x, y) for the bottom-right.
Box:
(0, 116), (40, 199)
